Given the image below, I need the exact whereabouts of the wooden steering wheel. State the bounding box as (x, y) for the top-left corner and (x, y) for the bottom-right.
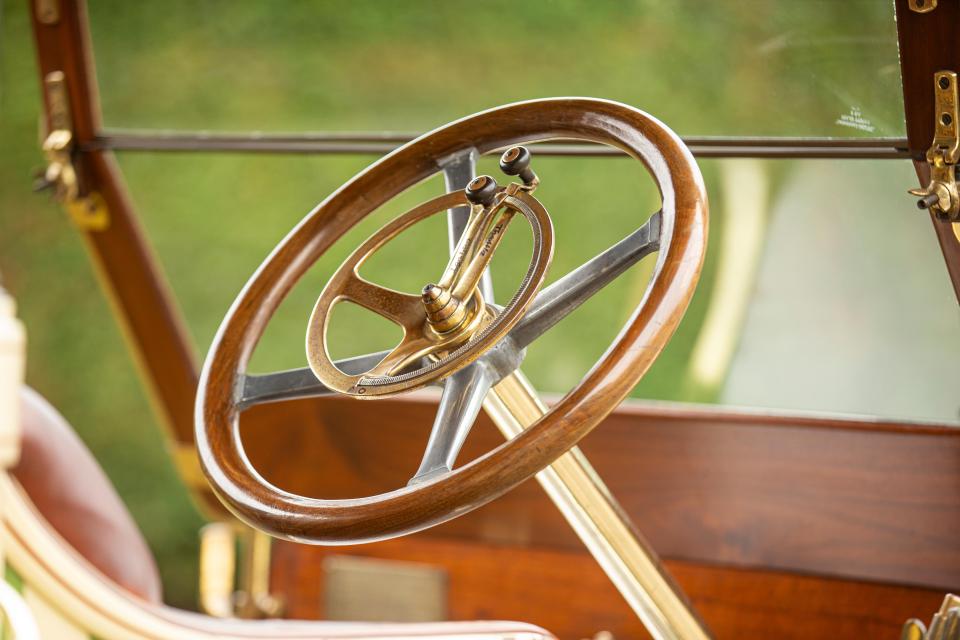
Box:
(196, 98), (708, 545)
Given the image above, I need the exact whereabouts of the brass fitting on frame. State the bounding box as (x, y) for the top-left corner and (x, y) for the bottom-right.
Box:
(909, 71), (960, 222)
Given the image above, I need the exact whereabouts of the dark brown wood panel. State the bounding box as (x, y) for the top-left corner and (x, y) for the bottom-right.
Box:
(243, 395), (960, 591)
(895, 0), (960, 156)
(271, 534), (946, 640)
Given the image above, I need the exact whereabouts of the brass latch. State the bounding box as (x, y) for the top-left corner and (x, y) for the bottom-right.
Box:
(33, 71), (109, 231)
(910, 71), (960, 222)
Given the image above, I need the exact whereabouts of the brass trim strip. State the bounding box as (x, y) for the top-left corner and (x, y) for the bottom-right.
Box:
(484, 372), (711, 640)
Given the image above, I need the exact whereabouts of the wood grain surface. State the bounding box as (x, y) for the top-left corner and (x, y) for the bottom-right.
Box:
(271, 534), (946, 640)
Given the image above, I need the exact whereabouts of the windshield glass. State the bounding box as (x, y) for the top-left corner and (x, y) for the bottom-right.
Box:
(88, 0), (905, 137)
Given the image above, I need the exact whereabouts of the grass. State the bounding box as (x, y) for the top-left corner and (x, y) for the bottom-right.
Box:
(0, 0), (902, 609)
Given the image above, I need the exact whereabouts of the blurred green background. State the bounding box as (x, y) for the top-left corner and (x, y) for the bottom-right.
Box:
(0, 0), (911, 609)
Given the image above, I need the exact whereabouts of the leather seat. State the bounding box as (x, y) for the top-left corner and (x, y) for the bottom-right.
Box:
(10, 387), (555, 639)
(14, 387), (162, 602)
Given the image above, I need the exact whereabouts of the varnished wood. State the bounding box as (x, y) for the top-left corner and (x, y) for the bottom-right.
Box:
(196, 98), (708, 544)
(242, 393), (960, 591)
(895, 0), (960, 302)
(271, 535), (946, 640)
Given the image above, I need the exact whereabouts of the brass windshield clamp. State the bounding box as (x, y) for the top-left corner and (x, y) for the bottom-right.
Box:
(910, 71), (960, 222)
(34, 71), (109, 231)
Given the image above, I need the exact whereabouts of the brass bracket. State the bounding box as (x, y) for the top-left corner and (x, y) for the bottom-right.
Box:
(909, 71), (960, 222)
(35, 71), (109, 231)
(908, 0), (937, 13)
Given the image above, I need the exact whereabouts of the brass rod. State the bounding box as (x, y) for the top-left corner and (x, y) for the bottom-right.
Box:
(484, 372), (712, 640)
(197, 523), (236, 618)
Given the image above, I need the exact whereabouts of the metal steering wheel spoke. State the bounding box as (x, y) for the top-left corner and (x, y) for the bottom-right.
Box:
(363, 335), (436, 379)
(238, 350), (392, 409)
(509, 210), (662, 350)
(403, 152), (507, 484)
(409, 363), (494, 485)
(340, 271), (423, 330)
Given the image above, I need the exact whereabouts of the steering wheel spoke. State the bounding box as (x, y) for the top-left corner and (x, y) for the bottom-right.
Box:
(238, 350), (393, 409)
(510, 210), (662, 349)
(409, 363), (493, 484)
(363, 335), (435, 379)
(340, 272), (423, 330)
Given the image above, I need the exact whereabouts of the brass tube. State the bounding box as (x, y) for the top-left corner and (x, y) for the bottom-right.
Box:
(484, 372), (712, 640)
(198, 523), (235, 618)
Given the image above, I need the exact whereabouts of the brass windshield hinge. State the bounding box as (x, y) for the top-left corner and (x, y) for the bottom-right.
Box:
(34, 71), (109, 231)
(909, 71), (960, 222)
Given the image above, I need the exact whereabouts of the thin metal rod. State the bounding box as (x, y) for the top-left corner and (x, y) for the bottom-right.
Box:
(484, 372), (712, 640)
(409, 364), (493, 485)
(85, 130), (912, 159)
(238, 350), (390, 409)
(511, 211), (661, 349)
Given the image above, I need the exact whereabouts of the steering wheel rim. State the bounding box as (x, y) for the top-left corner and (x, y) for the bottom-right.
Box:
(196, 97), (708, 544)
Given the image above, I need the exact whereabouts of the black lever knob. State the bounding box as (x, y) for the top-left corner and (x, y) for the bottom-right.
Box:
(465, 175), (498, 207)
(499, 146), (537, 187)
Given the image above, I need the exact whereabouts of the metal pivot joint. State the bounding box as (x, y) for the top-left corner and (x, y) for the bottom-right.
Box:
(909, 71), (960, 222)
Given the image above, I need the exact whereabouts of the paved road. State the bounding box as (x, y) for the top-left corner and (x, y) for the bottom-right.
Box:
(722, 160), (960, 423)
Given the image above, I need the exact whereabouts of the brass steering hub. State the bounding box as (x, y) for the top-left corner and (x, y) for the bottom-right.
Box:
(305, 155), (554, 398)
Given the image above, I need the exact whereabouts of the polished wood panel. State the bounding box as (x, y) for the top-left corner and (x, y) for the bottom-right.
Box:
(243, 394), (960, 591)
(271, 534), (946, 640)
